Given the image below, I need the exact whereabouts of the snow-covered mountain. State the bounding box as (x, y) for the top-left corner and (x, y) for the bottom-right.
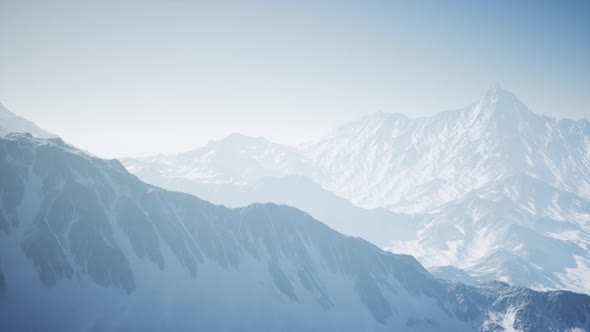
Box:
(309, 84), (590, 293)
(1, 133), (589, 331)
(303, 83), (590, 212)
(125, 133), (314, 186)
(122, 84), (590, 294)
(0, 102), (56, 139)
(389, 175), (590, 294)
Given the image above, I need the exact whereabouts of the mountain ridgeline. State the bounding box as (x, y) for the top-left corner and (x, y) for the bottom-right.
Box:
(123, 85), (590, 294)
(1, 134), (589, 331)
(0, 102), (56, 139)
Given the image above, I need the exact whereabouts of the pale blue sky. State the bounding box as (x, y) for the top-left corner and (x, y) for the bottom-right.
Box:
(0, 0), (589, 157)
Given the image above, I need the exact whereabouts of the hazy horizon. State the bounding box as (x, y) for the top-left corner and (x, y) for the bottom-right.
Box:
(1, 0), (589, 158)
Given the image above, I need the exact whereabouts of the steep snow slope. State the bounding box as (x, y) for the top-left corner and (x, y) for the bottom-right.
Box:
(388, 173), (590, 293)
(1, 133), (589, 331)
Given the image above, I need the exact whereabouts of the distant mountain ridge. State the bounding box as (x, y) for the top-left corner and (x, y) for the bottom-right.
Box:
(0, 102), (56, 139)
(303, 84), (590, 211)
(1, 133), (589, 331)
(122, 84), (590, 294)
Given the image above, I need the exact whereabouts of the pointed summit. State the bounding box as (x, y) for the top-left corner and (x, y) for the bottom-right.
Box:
(474, 82), (529, 120)
(480, 81), (508, 106)
(487, 81), (501, 94)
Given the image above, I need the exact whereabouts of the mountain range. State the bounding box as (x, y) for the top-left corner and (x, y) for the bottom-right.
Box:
(1, 132), (589, 331)
(122, 84), (590, 294)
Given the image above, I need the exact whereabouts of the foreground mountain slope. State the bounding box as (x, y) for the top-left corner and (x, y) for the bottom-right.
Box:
(0, 102), (56, 138)
(1, 133), (589, 331)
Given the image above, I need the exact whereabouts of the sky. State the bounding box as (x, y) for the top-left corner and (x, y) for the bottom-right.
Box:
(0, 0), (589, 158)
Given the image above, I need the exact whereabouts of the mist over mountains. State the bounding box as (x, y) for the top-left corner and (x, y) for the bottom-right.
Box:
(0, 84), (589, 331)
(123, 85), (590, 294)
